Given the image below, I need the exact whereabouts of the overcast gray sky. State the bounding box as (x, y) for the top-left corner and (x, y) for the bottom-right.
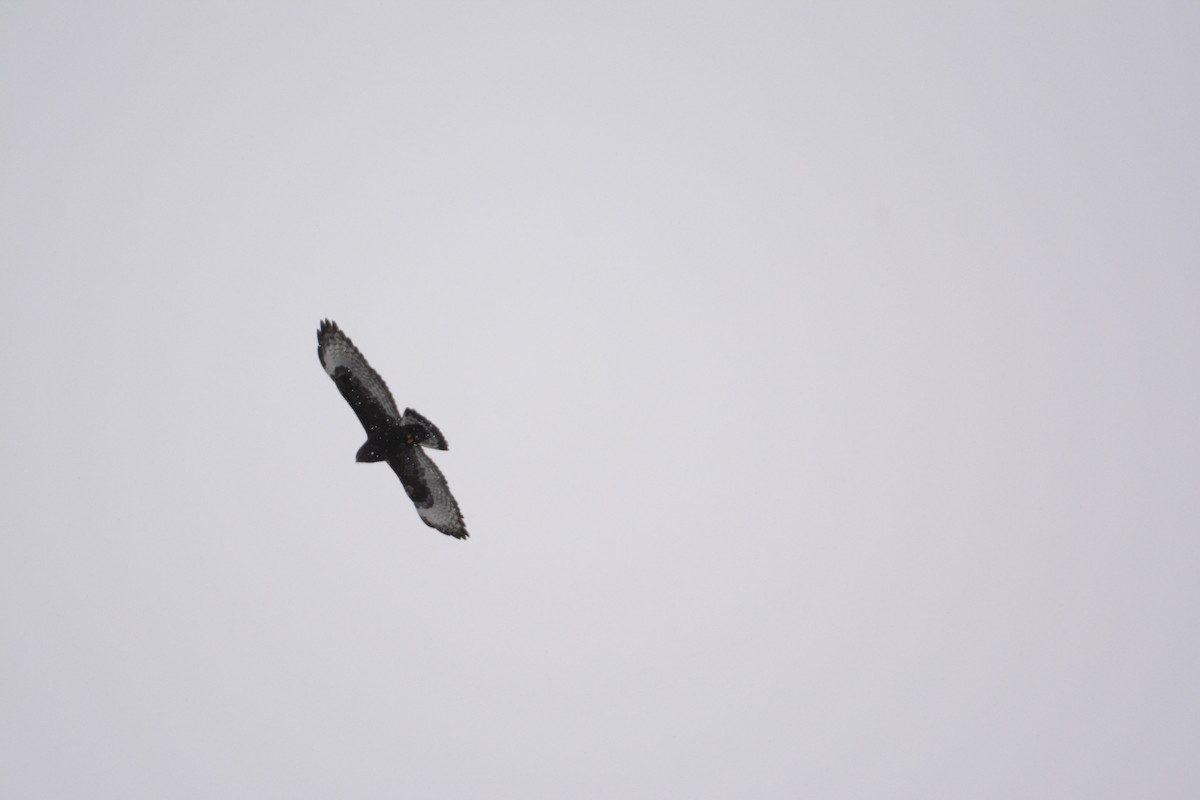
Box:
(2, 2), (1198, 798)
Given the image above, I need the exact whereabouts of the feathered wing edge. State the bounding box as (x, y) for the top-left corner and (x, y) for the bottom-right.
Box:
(387, 447), (468, 539)
(317, 320), (401, 419)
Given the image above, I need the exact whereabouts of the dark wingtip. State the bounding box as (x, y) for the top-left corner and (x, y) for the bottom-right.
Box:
(317, 319), (343, 368)
(437, 520), (469, 540)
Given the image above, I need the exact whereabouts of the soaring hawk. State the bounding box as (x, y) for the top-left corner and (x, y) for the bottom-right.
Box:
(317, 319), (468, 539)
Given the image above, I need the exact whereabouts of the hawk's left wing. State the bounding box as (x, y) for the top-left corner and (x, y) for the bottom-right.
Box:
(387, 447), (468, 539)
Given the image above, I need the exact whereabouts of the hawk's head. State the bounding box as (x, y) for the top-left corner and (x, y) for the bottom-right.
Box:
(356, 440), (386, 463)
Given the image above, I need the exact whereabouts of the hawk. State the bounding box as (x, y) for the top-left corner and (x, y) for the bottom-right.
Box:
(317, 319), (468, 539)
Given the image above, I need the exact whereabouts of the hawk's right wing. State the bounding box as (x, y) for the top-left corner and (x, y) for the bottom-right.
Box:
(317, 319), (401, 432)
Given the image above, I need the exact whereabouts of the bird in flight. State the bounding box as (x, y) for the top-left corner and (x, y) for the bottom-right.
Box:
(317, 319), (468, 539)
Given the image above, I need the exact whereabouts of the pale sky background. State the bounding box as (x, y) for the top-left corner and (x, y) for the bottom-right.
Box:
(2, 2), (1198, 798)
